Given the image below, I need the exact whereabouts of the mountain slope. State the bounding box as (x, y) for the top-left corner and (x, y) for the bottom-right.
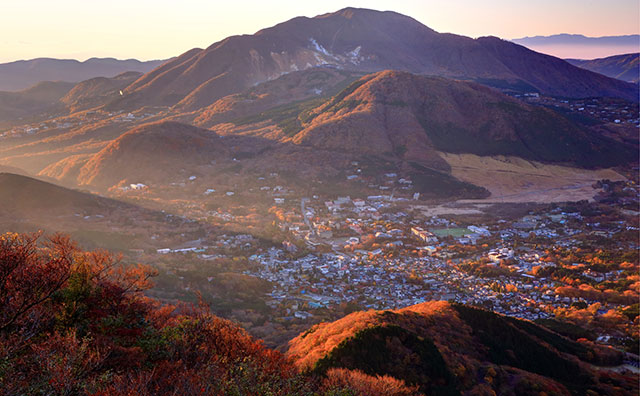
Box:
(287, 301), (635, 395)
(476, 36), (637, 99)
(17, 70), (636, 201)
(116, 8), (637, 112)
(60, 71), (143, 112)
(0, 173), (218, 253)
(567, 53), (639, 83)
(0, 57), (165, 91)
(0, 172), (125, 215)
(73, 121), (228, 188)
(0, 72), (145, 123)
(193, 67), (361, 128)
(0, 80), (74, 121)
(290, 70), (636, 169)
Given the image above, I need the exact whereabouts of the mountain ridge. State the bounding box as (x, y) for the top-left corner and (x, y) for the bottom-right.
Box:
(287, 300), (635, 395)
(113, 7), (637, 112)
(289, 70), (636, 168)
(513, 34), (640, 45)
(0, 57), (166, 91)
(567, 53), (639, 83)
(0, 80), (74, 121)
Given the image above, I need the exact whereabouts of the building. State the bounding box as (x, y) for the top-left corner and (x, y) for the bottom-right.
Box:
(411, 227), (438, 243)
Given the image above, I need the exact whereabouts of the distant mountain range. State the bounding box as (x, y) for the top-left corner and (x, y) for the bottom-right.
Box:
(512, 34), (640, 59)
(0, 57), (165, 91)
(3, 9), (638, 117)
(0, 71), (144, 122)
(567, 53), (639, 83)
(514, 34), (640, 46)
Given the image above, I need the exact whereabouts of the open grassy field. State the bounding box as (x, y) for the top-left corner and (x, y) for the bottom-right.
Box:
(430, 227), (470, 237)
(439, 152), (626, 203)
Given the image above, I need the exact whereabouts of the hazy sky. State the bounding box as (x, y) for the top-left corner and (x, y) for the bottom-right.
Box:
(2, 0), (638, 62)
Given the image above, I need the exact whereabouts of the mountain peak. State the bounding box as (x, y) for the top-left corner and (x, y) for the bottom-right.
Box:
(317, 7), (408, 19)
(117, 8), (637, 112)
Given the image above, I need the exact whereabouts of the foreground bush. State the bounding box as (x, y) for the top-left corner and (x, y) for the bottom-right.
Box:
(323, 368), (420, 396)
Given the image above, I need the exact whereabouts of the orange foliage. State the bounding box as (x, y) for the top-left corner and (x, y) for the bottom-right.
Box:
(0, 232), (312, 396)
(555, 284), (637, 305)
(619, 261), (637, 270)
(323, 368), (419, 396)
(505, 284), (518, 293)
(0, 232), (74, 332)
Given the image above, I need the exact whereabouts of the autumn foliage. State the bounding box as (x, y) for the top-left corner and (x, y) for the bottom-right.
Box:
(323, 368), (419, 396)
(0, 232), (326, 395)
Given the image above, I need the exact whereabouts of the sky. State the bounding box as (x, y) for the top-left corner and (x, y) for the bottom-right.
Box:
(1, 0), (638, 62)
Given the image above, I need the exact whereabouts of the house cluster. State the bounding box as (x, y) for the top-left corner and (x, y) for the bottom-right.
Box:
(156, 233), (257, 256)
(248, 191), (637, 334)
(521, 95), (640, 127)
(246, 243), (581, 322)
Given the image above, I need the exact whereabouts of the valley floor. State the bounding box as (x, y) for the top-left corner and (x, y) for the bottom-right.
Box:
(441, 152), (626, 203)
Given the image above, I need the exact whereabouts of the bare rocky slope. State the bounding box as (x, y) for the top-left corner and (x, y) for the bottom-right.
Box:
(60, 71), (144, 113)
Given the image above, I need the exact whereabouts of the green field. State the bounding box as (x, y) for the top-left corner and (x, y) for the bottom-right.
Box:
(430, 228), (469, 237)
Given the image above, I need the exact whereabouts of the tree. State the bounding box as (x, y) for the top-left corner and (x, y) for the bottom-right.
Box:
(0, 232), (73, 332)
